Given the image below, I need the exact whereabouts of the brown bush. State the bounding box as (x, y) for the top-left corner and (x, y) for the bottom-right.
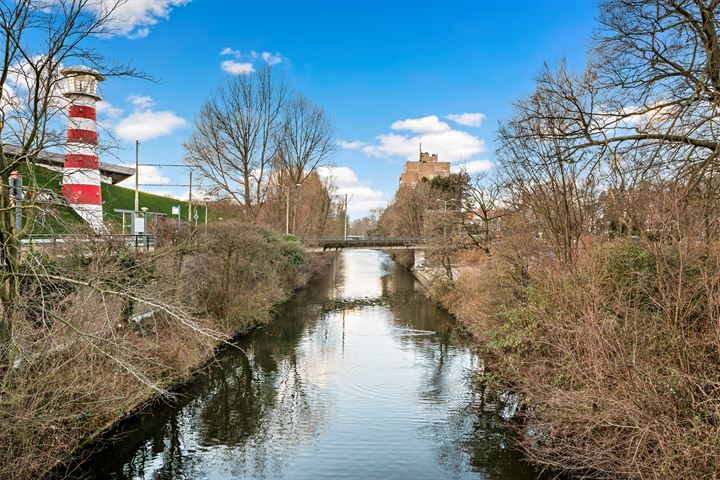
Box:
(441, 255), (511, 339)
(0, 221), (306, 479)
(467, 239), (720, 479)
(181, 220), (304, 331)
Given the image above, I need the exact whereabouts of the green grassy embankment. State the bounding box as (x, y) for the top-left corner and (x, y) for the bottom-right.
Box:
(101, 182), (207, 227)
(23, 165), (206, 233)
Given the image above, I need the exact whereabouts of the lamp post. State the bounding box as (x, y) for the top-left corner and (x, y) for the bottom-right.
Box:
(343, 194), (348, 240)
(436, 198), (458, 238)
(188, 171), (193, 223)
(329, 194), (350, 240)
(134, 140), (140, 212)
(9, 171), (22, 232)
(140, 207), (149, 250)
(285, 187), (290, 236)
(204, 196), (209, 234)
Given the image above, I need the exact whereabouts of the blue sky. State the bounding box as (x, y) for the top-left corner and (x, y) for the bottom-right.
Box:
(91, 0), (598, 217)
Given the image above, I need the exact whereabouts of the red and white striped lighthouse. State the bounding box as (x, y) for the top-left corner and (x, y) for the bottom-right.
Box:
(61, 66), (106, 232)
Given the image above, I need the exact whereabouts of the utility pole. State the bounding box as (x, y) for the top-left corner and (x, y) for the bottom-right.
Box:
(285, 187), (290, 236)
(344, 194), (348, 240)
(289, 183), (301, 236)
(292, 187), (298, 236)
(188, 171), (193, 223)
(443, 200), (447, 238)
(134, 140), (140, 212)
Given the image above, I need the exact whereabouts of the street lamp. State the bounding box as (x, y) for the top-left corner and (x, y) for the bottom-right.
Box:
(436, 198), (458, 211)
(436, 198), (458, 238)
(204, 196), (210, 234)
(329, 194), (350, 240)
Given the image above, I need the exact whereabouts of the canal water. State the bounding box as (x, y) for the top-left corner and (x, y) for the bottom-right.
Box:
(71, 250), (542, 479)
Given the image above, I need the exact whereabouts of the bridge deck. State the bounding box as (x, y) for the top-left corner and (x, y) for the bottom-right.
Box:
(301, 237), (424, 251)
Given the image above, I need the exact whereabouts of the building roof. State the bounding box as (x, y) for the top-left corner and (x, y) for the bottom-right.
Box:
(3, 144), (135, 184)
(60, 65), (106, 81)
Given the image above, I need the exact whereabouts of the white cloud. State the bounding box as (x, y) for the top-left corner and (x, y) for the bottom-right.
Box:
(391, 115), (450, 133)
(114, 95), (186, 141)
(452, 159), (494, 174)
(128, 94), (154, 110)
(6, 57), (67, 109)
(446, 112), (486, 128)
(337, 139), (366, 149)
(96, 100), (125, 130)
(261, 51), (283, 66)
(611, 102), (681, 132)
(115, 110), (186, 141)
(128, 27), (151, 39)
(219, 48), (284, 74)
(93, 0), (190, 39)
(221, 60), (255, 75)
(1, 84), (20, 111)
(362, 115), (487, 163)
(115, 166), (213, 202)
(318, 166), (389, 216)
(220, 47), (242, 57)
(96, 100), (124, 119)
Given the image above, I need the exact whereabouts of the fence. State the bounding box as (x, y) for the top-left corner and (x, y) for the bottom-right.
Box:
(22, 234), (157, 253)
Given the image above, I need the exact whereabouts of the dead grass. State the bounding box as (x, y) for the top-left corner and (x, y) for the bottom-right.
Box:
(439, 238), (720, 479)
(0, 221), (308, 479)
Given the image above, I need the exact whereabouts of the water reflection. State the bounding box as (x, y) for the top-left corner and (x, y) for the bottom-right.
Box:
(67, 250), (542, 479)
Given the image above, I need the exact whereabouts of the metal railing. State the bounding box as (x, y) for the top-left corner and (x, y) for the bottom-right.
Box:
(22, 234), (157, 252)
(300, 237), (424, 249)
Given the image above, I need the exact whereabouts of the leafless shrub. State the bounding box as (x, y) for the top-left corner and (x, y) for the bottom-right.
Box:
(0, 222), (306, 479)
(181, 220), (304, 331)
(0, 0), (145, 372)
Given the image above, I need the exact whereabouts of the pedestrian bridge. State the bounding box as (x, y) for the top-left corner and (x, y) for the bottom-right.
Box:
(301, 237), (425, 252)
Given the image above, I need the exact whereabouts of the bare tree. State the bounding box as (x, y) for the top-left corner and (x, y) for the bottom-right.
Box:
(184, 66), (286, 220)
(461, 170), (507, 252)
(378, 183), (431, 238)
(497, 64), (601, 263)
(0, 0), (142, 371)
(424, 201), (466, 281)
(499, 1), (720, 244)
(350, 207), (383, 236)
(525, 2), (720, 193)
(275, 94), (335, 186)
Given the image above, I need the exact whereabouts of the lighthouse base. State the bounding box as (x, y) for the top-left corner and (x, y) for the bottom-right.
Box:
(71, 204), (107, 234)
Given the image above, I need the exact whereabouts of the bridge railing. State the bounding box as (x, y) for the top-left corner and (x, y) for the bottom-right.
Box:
(300, 237), (423, 248)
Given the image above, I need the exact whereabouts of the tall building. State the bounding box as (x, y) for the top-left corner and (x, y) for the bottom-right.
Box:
(399, 151), (450, 187)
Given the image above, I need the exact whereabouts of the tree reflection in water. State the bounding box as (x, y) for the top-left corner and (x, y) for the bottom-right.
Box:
(66, 251), (545, 480)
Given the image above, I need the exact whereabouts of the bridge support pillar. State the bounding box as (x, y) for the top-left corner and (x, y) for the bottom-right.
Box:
(413, 249), (426, 269)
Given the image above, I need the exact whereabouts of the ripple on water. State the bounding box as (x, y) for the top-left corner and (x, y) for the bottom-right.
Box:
(66, 250), (544, 480)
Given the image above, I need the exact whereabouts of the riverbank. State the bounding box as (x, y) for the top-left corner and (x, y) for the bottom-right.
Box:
(1, 221), (333, 480)
(410, 241), (720, 479)
(59, 248), (543, 479)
